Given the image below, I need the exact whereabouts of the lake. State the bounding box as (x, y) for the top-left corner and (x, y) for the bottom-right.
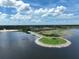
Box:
(0, 29), (79, 59)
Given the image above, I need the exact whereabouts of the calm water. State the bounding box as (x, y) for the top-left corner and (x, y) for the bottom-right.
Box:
(0, 29), (79, 59)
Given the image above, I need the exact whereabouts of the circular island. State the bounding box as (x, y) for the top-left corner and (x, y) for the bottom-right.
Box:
(35, 36), (71, 48)
(29, 31), (71, 48)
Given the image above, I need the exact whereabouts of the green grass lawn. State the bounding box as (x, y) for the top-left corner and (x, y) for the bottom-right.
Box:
(39, 37), (66, 45)
(38, 29), (66, 37)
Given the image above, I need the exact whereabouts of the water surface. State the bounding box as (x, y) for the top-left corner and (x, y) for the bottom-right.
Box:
(0, 29), (79, 59)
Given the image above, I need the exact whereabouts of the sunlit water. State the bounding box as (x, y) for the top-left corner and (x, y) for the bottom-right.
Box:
(0, 29), (79, 59)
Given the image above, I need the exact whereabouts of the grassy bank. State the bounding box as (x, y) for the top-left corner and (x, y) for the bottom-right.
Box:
(39, 37), (66, 45)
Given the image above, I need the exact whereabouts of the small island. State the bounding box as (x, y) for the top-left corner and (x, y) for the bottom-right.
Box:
(29, 29), (71, 48)
(35, 36), (71, 48)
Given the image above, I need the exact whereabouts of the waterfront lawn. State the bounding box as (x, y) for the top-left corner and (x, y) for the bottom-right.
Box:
(38, 29), (66, 37)
(39, 37), (66, 45)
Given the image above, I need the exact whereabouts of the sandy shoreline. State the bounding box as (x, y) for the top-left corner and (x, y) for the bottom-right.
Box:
(29, 31), (71, 48)
(0, 30), (18, 32)
(35, 37), (71, 48)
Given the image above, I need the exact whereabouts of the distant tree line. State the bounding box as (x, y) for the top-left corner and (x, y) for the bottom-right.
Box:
(0, 25), (79, 32)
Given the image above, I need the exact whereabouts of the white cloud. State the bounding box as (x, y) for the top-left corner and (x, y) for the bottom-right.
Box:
(0, 0), (15, 7)
(34, 8), (48, 14)
(31, 19), (41, 23)
(0, 12), (2, 14)
(15, 0), (31, 12)
(11, 13), (32, 20)
(40, 6), (66, 17)
(0, 13), (10, 20)
(54, 6), (66, 15)
(10, 5), (75, 23)
(48, 8), (54, 13)
(0, 0), (31, 13)
(56, 13), (75, 19)
(0, 0), (76, 23)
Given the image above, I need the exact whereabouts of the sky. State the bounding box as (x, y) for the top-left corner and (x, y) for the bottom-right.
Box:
(0, 0), (79, 25)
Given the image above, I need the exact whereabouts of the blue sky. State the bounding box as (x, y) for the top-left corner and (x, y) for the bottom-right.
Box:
(0, 0), (79, 25)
